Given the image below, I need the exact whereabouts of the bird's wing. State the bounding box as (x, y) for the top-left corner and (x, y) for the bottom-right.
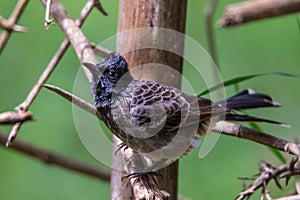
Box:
(128, 80), (215, 132)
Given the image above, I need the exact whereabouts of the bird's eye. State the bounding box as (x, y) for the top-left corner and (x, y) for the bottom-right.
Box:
(108, 71), (115, 77)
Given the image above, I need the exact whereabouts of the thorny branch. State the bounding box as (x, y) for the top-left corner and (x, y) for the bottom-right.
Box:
(0, 0), (29, 55)
(40, 0), (98, 66)
(5, 0), (108, 147)
(0, 131), (110, 181)
(236, 157), (300, 200)
(0, 0), (111, 184)
(218, 0), (300, 27)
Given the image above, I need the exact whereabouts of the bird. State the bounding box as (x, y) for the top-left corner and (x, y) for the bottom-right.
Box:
(83, 52), (283, 171)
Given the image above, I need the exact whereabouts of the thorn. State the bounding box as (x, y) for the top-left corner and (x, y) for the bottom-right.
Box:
(286, 177), (290, 186)
(274, 177), (283, 190)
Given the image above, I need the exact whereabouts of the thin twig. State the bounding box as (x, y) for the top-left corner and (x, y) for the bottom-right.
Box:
(0, 111), (32, 124)
(212, 121), (299, 155)
(0, 0), (29, 55)
(40, 0), (98, 66)
(44, 0), (54, 29)
(218, 0), (300, 27)
(43, 84), (102, 120)
(6, 0), (107, 147)
(0, 131), (110, 181)
(0, 15), (27, 32)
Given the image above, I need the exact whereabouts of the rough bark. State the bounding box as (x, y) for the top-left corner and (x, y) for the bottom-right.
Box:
(111, 0), (188, 199)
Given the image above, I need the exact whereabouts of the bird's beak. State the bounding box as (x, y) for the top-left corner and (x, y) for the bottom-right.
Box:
(82, 62), (102, 77)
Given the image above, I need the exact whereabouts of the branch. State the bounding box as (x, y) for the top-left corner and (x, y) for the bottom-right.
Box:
(212, 121), (299, 155)
(218, 0), (300, 27)
(119, 139), (170, 200)
(0, 15), (27, 32)
(274, 182), (300, 199)
(235, 158), (300, 200)
(0, 111), (32, 124)
(0, 0), (29, 54)
(0, 131), (110, 181)
(6, 0), (106, 146)
(40, 0), (98, 66)
(43, 84), (102, 120)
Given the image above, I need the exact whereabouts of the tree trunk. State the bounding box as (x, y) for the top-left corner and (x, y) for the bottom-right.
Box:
(111, 1), (187, 199)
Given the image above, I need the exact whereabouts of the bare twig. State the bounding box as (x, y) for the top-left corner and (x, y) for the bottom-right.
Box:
(235, 159), (300, 200)
(43, 84), (102, 120)
(44, 0), (54, 29)
(0, 15), (27, 32)
(0, 111), (32, 124)
(212, 121), (299, 155)
(0, 131), (110, 181)
(6, 0), (107, 147)
(40, 0), (98, 66)
(0, 0), (29, 54)
(218, 0), (300, 27)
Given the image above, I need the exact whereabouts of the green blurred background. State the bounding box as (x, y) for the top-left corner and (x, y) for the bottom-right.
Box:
(1, 0), (300, 199)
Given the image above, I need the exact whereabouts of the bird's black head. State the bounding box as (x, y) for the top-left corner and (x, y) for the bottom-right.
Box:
(83, 52), (133, 108)
(99, 52), (130, 85)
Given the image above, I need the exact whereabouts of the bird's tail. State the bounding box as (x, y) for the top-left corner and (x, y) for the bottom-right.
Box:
(217, 89), (285, 126)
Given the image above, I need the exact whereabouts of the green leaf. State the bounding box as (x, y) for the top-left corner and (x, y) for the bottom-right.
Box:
(249, 122), (286, 164)
(198, 71), (300, 96)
